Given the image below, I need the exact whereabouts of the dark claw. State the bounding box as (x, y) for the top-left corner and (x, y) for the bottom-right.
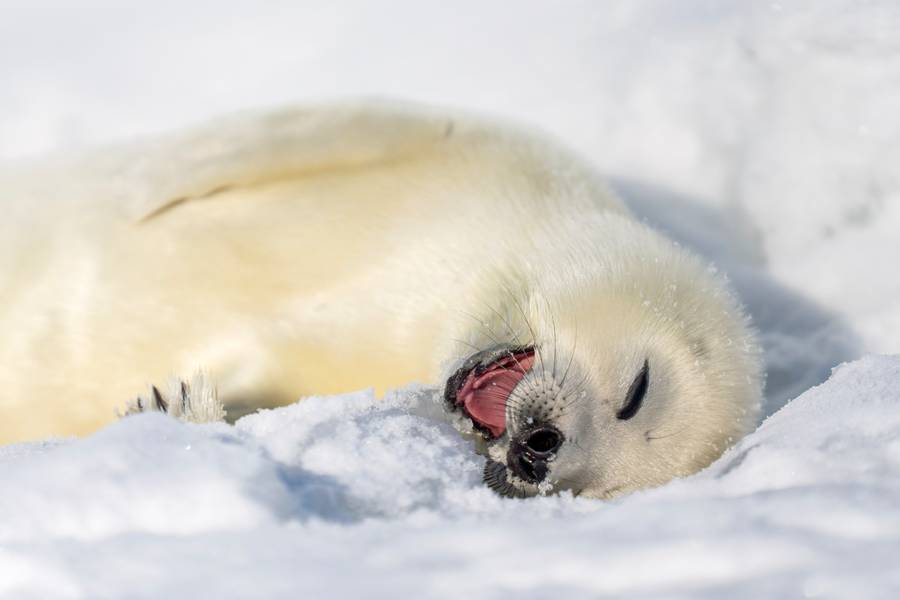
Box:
(151, 386), (168, 413)
(180, 381), (189, 412)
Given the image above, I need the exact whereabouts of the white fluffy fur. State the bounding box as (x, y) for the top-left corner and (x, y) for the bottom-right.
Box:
(0, 100), (762, 498)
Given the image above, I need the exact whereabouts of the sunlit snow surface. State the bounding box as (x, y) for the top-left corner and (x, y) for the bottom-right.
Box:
(3, 358), (900, 599)
(3, 0), (900, 598)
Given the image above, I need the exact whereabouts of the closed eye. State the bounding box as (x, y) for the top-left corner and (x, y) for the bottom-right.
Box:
(617, 359), (649, 420)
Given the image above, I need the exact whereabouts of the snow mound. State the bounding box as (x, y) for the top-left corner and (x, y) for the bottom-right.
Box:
(2, 356), (900, 598)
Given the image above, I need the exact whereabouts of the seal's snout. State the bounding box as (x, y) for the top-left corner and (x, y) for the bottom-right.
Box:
(507, 425), (564, 484)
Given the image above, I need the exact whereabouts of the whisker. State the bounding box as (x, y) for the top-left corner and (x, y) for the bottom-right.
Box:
(451, 338), (484, 353)
(501, 282), (547, 380)
(459, 309), (505, 347)
(545, 294), (559, 381)
(645, 424), (690, 441)
(558, 315), (578, 392)
(480, 299), (527, 347)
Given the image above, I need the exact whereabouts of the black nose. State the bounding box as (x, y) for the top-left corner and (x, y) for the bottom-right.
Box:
(507, 425), (563, 484)
(522, 427), (562, 455)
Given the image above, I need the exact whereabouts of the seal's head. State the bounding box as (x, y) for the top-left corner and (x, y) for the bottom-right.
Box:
(442, 218), (763, 500)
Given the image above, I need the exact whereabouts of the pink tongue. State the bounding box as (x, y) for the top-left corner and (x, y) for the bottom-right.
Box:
(456, 351), (536, 437)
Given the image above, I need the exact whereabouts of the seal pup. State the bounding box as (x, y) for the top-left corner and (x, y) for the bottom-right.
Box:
(0, 101), (762, 498)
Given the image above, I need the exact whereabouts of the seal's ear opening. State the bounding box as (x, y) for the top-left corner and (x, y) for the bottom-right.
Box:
(617, 360), (649, 420)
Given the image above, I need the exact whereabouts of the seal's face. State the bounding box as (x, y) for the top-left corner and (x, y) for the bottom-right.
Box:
(444, 340), (631, 499)
(443, 284), (762, 500)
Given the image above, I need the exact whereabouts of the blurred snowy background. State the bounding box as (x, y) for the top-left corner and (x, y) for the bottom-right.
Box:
(2, 0), (900, 598)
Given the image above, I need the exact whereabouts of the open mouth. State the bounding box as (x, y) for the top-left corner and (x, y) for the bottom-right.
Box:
(444, 346), (536, 438)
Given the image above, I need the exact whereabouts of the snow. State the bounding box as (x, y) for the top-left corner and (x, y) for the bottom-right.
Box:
(2, 0), (900, 597)
(4, 359), (900, 598)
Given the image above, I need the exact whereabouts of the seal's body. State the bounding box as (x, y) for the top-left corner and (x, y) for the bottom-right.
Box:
(0, 102), (762, 498)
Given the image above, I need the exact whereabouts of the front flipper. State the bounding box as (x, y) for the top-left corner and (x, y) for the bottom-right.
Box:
(121, 371), (226, 424)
